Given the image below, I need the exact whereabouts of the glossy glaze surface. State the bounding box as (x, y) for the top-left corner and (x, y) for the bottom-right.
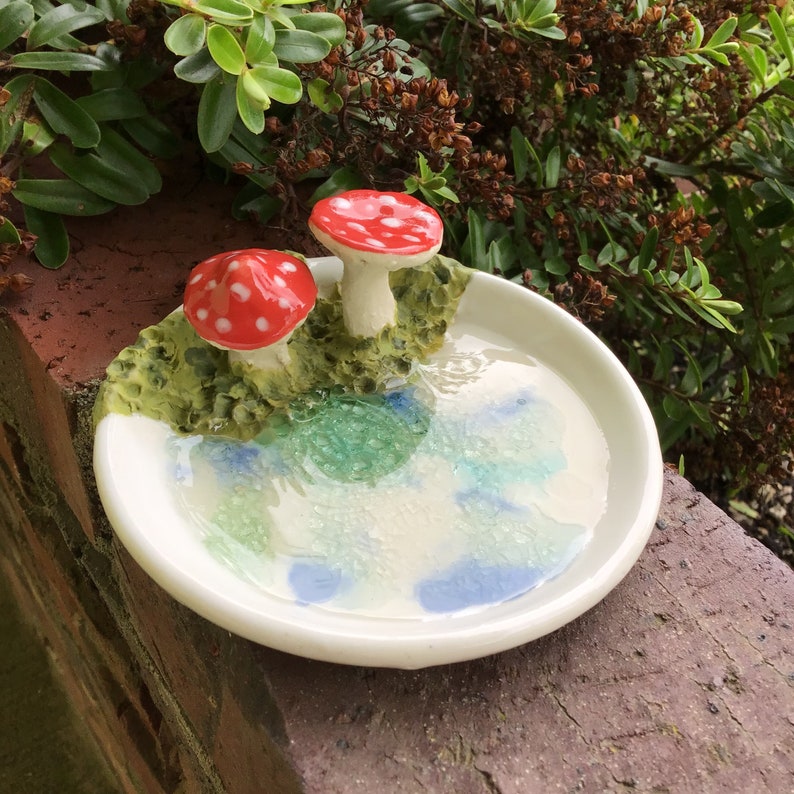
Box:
(310, 190), (443, 255)
(94, 260), (663, 668)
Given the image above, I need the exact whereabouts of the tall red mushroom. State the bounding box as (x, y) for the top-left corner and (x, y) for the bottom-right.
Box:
(308, 190), (443, 337)
(183, 249), (317, 370)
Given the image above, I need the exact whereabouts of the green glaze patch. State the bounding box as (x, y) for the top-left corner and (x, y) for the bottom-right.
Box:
(93, 255), (471, 440)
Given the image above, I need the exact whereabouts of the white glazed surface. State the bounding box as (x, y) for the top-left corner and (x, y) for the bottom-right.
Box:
(94, 258), (663, 669)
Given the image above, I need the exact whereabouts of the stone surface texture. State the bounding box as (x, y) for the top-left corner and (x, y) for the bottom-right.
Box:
(1, 178), (792, 793)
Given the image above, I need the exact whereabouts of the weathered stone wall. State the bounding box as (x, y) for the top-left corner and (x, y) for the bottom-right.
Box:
(1, 181), (792, 792)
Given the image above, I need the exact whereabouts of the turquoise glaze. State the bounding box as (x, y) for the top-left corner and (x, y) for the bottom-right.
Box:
(166, 334), (609, 619)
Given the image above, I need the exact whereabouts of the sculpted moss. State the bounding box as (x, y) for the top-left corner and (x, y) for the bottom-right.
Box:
(93, 255), (471, 440)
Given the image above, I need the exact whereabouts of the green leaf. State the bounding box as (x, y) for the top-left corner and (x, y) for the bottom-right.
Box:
(0, 74), (34, 154)
(20, 119), (55, 156)
(231, 187), (281, 223)
(273, 28), (332, 63)
(290, 11), (346, 47)
(192, 0), (252, 24)
(12, 178), (116, 216)
(703, 298), (742, 315)
(33, 79), (101, 148)
(434, 185), (459, 203)
(0, 217), (21, 246)
(96, 125), (162, 195)
(239, 69), (271, 110)
(528, 25), (566, 40)
(643, 156), (699, 178)
(544, 144), (560, 188)
(768, 8), (794, 69)
(75, 88), (147, 121)
(597, 241), (628, 266)
(767, 316), (794, 335)
(164, 13), (206, 57)
(11, 51), (111, 71)
(0, 2), (34, 52)
(638, 225), (659, 270)
(663, 393), (688, 421)
(250, 65), (302, 105)
(577, 254), (599, 272)
(308, 167), (364, 205)
(511, 127), (528, 185)
(307, 77), (343, 113)
(697, 48), (730, 67)
(687, 399), (712, 426)
(545, 255), (569, 276)
(120, 116), (180, 159)
(753, 200), (794, 228)
(704, 17), (737, 49)
(173, 48), (221, 84)
(439, 0), (477, 24)
(466, 207), (486, 269)
(244, 14), (275, 64)
(236, 76), (265, 133)
(94, 0), (130, 21)
(49, 142), (150, 205)
(23, 205), (69, 269)
(26, 3), (105, 50)
(526, 0), (557, 24)
(197, 75), (237, 152)
(207, 24), (246, 75)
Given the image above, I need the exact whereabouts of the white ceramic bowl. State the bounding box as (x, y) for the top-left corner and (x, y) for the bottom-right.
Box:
(94, 258), (662, 668)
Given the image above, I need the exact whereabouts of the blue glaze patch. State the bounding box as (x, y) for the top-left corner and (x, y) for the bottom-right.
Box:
(416, 558), (545, 613)
(383, 387), (429, 429)
(455, 487), (526, 515)
(489, 388), (537, 419)
(288, 561), (343, 605)
(201, 439), (263, 485)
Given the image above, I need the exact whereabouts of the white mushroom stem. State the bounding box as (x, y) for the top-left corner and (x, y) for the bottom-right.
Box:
(340, 259), (399, 338)
(227, 336), (292, 370)
(311, 223), (440, 337)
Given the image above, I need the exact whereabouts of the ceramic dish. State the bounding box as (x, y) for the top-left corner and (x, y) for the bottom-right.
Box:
(94, 257), (663, 669)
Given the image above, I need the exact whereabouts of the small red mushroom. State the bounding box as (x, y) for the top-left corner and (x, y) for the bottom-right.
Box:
(183, 249), (317, 370)
(308, 190), (443, 337)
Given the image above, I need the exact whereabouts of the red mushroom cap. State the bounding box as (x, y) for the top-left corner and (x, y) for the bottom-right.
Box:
(309, 190), (443, 256)
(183, 249), (317, 351)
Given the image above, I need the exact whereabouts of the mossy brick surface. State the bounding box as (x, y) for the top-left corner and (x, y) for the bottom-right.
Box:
(1, 176), (792, 793)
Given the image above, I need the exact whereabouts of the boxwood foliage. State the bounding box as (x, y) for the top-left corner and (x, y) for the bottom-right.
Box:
(2, 1), (794, 510)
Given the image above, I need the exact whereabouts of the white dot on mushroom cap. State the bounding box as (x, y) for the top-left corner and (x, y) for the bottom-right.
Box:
(348, 222), (367, 232)
(415, 211), (436, 223)
(380, 217), (403, 228)
(330, 197), (352, 211)
(278, 297), (291, 309)
(196, 308), (208, 321)
(206, 279), (217, 290)
(230, 282), (251, 302)
(403, 234), (422, 243)
(280, 261), (298, 273)
(215, 317), (232, 334)
(255, 317), (269, 332)
(365, 237), (387, 248)
(189, 272), (204, 285)
(379, 195), (399, 205)
(227, 260), (241, 271)
(274, 275), (286, 288)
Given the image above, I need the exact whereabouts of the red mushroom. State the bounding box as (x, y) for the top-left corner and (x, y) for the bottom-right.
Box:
(183, 249), (317, 370)
(308, 190), (443, 337)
